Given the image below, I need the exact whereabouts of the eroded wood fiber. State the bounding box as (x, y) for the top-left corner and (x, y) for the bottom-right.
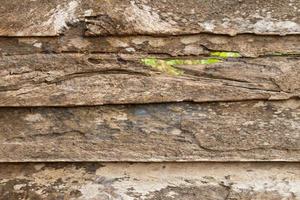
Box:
(0, 54), (299, 106)
(0, 163), (299, 200)
(1, 33), (299, 57)
(0, 0), (299, 36)
(0, 100), (299, 162)
(82, 0), (300, 36)
(0, 1), (299, 199)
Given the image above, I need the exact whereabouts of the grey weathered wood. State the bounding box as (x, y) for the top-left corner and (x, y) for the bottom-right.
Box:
(82, 0), (300, 36)
(0, 100), (299, 162)
(0, 54), (299, 106)
(1, 33), (299, 57)
(0, 0), (79, 36)
(0, 163), (299, 199)
(1, 1), (299, 200)
(0, 0), (299, 36)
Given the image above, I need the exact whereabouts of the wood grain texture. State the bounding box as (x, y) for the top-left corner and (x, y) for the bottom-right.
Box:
(0, 163), (299, 199)
(0, 100), (299, 162)
(82, 0), (300, 36)
(0, 0), (79, 36)
(0, 1), (299, 199)
(1, 33), (299, 57)
(0, 54), (299, 106)
(0, 0), (299, 36)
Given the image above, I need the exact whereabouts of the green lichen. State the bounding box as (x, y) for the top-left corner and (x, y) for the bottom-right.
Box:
(141, 58), (221, 76)
(210, 51), (241, 58)
(141, 51), (242, 75)
(141, 58), (184, 76)
(199, 58), (221, 64)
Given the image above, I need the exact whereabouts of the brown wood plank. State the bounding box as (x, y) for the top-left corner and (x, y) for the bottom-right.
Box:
(0, 0), (79, 36)
(0, 0), (299, 36)
(0, 54), (299, 106)
(0, 100), (299, 162)
(82, 0), (300, 36)
(1, 33), (299, 57)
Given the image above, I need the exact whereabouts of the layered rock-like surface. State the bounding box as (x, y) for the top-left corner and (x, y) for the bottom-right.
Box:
(0, 0), (299, 36)
(0, 100), (299, 161)
(1, 33), (300, 57)
(0, 163), (299, 200)
(0, 0), (299, 199)
(0, 54), (299, 106)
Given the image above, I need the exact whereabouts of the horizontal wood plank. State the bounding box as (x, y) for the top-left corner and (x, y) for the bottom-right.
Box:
(82, 0), (300, 36)
(1, 33), (299, 57)
(0, 163), (299, 199)
(0, 54), (299, 106)
(0, 100), (299, 161)
(0, 0), (299, 36)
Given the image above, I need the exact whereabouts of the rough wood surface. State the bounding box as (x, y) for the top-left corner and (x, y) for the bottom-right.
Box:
(1, 54), (299, 106)
(82, 0), (300, 36)
(1, 33), (299, 57)
(0, 0), (299, 36)
(1, 1), (299, 199)
(0, 100), (299, 162)
(0, 163), (299, 200)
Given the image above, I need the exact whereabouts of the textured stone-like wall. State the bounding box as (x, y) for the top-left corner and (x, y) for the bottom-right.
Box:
(0, 0), (299, 199)
(1, 163), (299, 200)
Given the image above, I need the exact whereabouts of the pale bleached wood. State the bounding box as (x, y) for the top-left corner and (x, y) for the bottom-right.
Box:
(83, 0), (300, 36)
(0, 163), (299, 199)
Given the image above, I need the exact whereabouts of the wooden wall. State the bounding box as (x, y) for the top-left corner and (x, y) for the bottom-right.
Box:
(0, 0), (299, 199)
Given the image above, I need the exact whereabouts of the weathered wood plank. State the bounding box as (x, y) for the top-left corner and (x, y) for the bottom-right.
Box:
(0, 163), (299, 199)
(82, 0), (300, 36)
(0, 54), (299, 106)
(0, 0), (299, 36)
(0, 100), (299, 161)
(0, 0), (80, 36)
(1, 33), (300, 57)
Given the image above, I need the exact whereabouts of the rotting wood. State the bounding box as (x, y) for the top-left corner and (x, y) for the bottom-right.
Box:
(0, 54), (299, 106)
(1, 32), (299, 57)
(0, 163), (299, 199)
(0, 0), (299, 36)
(82, 0), (300, 36)
(0, 1), (299, 199)
(0, 100), (299, 162)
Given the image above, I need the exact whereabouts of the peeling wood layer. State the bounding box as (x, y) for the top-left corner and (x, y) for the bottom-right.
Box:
(0, 0), (299, 36)
(0, 1), (299, 199)
(82, 0), (300, 36)
(0, 163), (299, 199)
(0, 0), (80, 36)
(0, 100), (299, 162)
(0, 54), (299, 106)
(1, 31), (300, 57)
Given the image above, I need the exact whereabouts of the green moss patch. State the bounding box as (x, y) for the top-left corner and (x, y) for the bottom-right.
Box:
(141, 52), (241, 76)
(210, 51), (241, 58)
(142, 58), (224, 76)
(141, 58), (185, 76)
